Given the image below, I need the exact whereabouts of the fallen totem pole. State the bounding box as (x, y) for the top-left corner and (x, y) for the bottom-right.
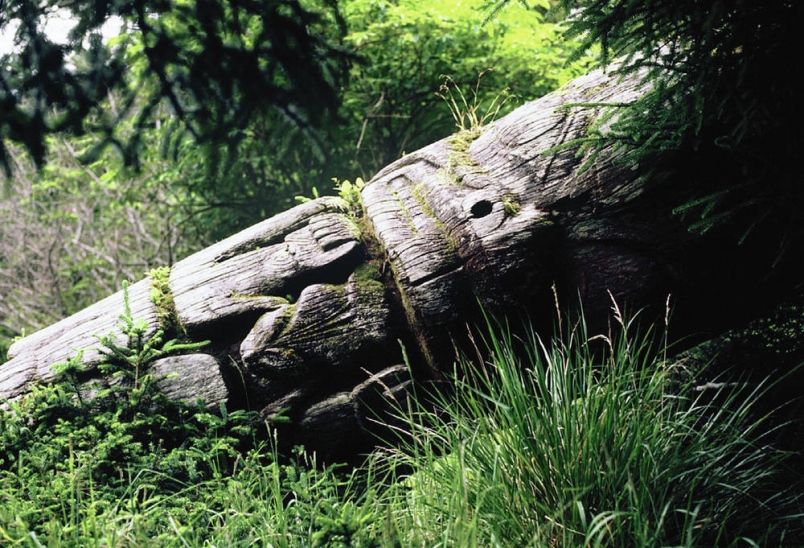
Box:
(2, 68), (799, 459)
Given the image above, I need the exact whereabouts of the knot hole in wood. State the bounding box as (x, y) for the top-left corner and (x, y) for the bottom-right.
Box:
(470, 200), (493, 218)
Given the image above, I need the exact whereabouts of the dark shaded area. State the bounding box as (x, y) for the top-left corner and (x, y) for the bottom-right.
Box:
(562, 0), (804, 275)
(0, 0), (353, 176)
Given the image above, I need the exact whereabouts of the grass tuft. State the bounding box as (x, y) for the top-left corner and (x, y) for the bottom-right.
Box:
(380, 306), (803, 546)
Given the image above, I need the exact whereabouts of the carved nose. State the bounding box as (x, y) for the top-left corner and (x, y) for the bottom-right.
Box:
(470, 200), (493, 218)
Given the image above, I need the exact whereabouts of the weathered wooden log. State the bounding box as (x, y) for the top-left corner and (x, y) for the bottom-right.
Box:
(2, 68), (797, 460)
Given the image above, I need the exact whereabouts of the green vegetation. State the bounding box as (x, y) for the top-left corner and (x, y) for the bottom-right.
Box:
(148, 266), (184, 336)
(387, 309), (802, 546)
(502, 193), (521, 217)
(438, 72), (516, 137)
(1, 1), (801, 545)
(0, 0), (351, 176)
(2, 305), (799, 546)
(0, 288), (252, 544)
(334, 177), (366, 218)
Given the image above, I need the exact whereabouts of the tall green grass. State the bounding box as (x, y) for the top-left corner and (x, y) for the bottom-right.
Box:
(381, 305), (803, 546)
(1, 304), (800, 546)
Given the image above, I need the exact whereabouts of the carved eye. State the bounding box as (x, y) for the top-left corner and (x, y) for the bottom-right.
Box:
(470, 200), (493, 218)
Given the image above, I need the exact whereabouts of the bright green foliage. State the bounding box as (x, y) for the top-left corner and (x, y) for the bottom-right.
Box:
(2, 305), (801, 545)
(0, 287), (255, 541)
(338, 0), (588, 176)
(0, 282), (386, 545)
(180, 0), (591, 233)
(437, 72), (516, 136)
(94, 281), (207, 393)
(334, 177), (366, 219)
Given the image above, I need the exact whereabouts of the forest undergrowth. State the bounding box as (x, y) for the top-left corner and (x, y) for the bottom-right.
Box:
(2, 298), (802, 547)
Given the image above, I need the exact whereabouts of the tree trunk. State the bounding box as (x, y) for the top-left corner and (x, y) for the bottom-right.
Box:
(1, 68), (798, 460)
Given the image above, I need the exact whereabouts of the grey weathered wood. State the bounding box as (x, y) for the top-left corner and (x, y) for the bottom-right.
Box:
(1, 196), (361, 406)
(1, 277), (159, 399)
(170, 199), (362, 333)
(295, 365), (412, 457)
(241, 268), (390, 380)
(150, 353), (229, 407)
(360, 68), (661, 368)
(2, 67), (795, 459)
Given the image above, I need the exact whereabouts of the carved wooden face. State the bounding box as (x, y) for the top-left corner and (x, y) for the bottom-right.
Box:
(2, 69), (691, 461)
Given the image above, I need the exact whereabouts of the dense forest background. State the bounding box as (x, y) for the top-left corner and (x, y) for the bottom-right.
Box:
(0, 0), (593, 359)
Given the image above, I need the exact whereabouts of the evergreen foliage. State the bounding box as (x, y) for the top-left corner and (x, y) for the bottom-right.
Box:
(0, 0), (352, 176)
(487, 0), (801, 265)
(559, 0), (803, 262)
(0, 284), (257, 534)
(2, 304), (800, 545)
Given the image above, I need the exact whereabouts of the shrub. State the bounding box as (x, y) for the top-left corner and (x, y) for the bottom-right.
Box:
(0, 291), (257, 542)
